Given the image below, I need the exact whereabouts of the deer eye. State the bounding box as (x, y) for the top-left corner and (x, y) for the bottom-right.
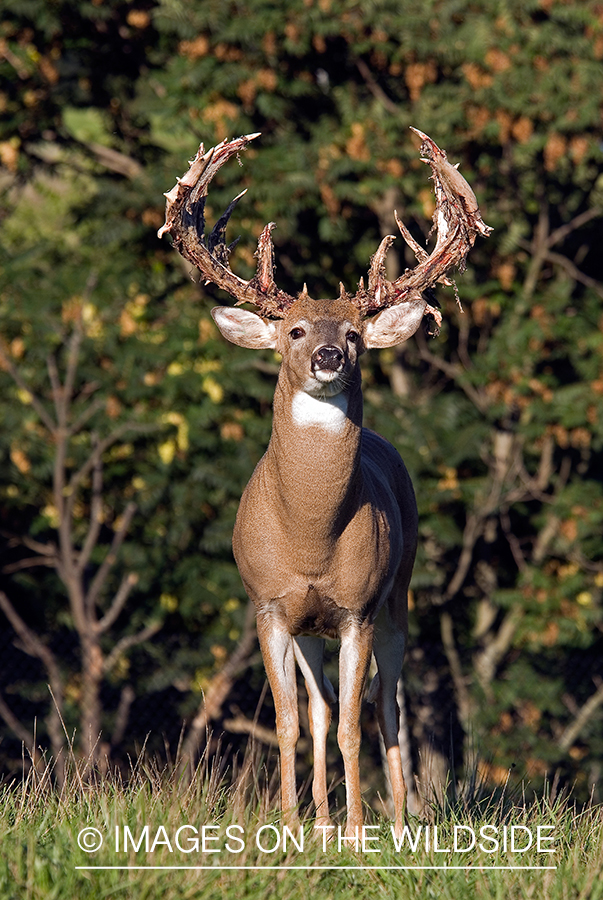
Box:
(289, 327), (306, 340)
(346, 330), (360, 344)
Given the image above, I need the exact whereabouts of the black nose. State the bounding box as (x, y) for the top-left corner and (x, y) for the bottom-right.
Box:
(312, 346), (344, 372)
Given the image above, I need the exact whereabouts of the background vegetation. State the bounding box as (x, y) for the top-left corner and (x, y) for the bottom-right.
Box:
(1, 0), (602, 814)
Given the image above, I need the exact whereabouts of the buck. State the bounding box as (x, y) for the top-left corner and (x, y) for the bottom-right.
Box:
(159, 130), (490, 836)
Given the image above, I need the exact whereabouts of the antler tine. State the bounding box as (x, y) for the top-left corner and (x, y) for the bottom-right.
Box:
(253, 222), (277, 294)
(366, 234), (396, 309)
(158, 133), (296, 317)
(207, 188), (246, 266)
(410, 127), (492, 238)
(354, 128), (492, 317)
(242, 222), (295, 317)
(393, 209), (429, 265)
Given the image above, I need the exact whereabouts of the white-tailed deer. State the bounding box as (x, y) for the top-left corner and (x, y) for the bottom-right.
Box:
(159, 130), (491, 836)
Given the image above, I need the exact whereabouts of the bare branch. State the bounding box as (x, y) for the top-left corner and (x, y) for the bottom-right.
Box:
(69, 396), (105, 435)
(0, 690), (34, 746)
(0, 42), (30, 79)
(443, 513), (485, 602)
(542, 248), (603, 299)
(85, 501), (137, 612)
(416, 337), (488, 413)
(103, 621), (162, 674)
(46, 353), (64, 425)
(355, 58), (400, 115)
(518, 205), (603, 300)
(440, 611), (472, 728)
(535, 434), (555, 492)
(500, 508), (527, 572)
(110, 685), (135, 747)
(180, 602), (257, 766)
(0, 591), (52, 667)
(77, 436), (104, 575)
(473, 598), (499, 641)
(73, 380), (101, 407)
(11, 535), (56, 556)
(474, 607), (524, 691)
(0, 342), (56, 432)
(222, 714), (278, 747)
(87, 143), (142, 179)
(52, 411), (73, 578)
(522, 205), (550, 301)
(558, 680), (603, 752)
(96, 572), (139, 634)
(518, 236), (603, 299)
(67, 423), (159, 500)
(547, 207), (602, 250)
(3, 555), (58, 574)
(1, 533), (58, 573)
(0, 591), (64, 708)
(64, 314), (86, 408)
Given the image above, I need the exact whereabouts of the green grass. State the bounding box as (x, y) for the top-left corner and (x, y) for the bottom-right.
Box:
(1, 749), (601, 900)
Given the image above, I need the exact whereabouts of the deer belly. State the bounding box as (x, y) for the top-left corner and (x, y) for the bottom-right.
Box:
(287, 586), (353, 637)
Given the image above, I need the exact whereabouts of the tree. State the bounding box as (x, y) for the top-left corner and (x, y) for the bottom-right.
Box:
(0, 81), (269, 773)
(0, 288), (166, 779)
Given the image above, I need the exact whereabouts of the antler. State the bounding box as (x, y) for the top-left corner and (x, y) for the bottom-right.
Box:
(352, 128), (492, 316)
(159, 129), (491, 321)
(158, 133), (295, 318)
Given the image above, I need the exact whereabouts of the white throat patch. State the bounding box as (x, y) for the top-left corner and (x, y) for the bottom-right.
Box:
(291, 390), (348, 432)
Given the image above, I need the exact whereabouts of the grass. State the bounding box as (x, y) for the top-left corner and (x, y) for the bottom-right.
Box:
(0, 746), (602, 900)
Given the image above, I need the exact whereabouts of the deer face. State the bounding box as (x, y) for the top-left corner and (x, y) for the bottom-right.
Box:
(212, 291), (431, 398)
(212, 297), (363, 398)
(278, 298), (363, 397)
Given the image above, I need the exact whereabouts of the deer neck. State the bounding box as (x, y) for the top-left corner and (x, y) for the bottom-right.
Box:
(263, 369), (363, 536)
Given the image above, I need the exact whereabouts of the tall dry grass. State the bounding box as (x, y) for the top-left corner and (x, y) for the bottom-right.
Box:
(1, 736), (601, 899)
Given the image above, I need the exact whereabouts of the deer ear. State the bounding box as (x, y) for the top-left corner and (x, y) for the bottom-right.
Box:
(363, 297), (427, 349)
(211, 307), (278, 349)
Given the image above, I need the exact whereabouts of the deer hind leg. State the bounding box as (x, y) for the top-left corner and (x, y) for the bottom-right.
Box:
(372, 601), (408, 838)
(294, 635), (336, 826)
(338, 622), (374, 837)
(256, 613), (299, 820)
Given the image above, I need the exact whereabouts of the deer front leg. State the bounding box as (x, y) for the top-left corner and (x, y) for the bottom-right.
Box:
(338, 621), (374, 837)
(294, 635), (336, 826)
(256, 612), (299, 820)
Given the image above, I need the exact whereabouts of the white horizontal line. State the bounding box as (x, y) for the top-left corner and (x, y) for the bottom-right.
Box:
(76, 865), (557, 871)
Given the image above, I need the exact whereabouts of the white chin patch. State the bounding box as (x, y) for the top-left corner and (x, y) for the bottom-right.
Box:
(306, 370), (343, 397)
(291, 390), (348, 432)
(315, 369), (339, 383)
